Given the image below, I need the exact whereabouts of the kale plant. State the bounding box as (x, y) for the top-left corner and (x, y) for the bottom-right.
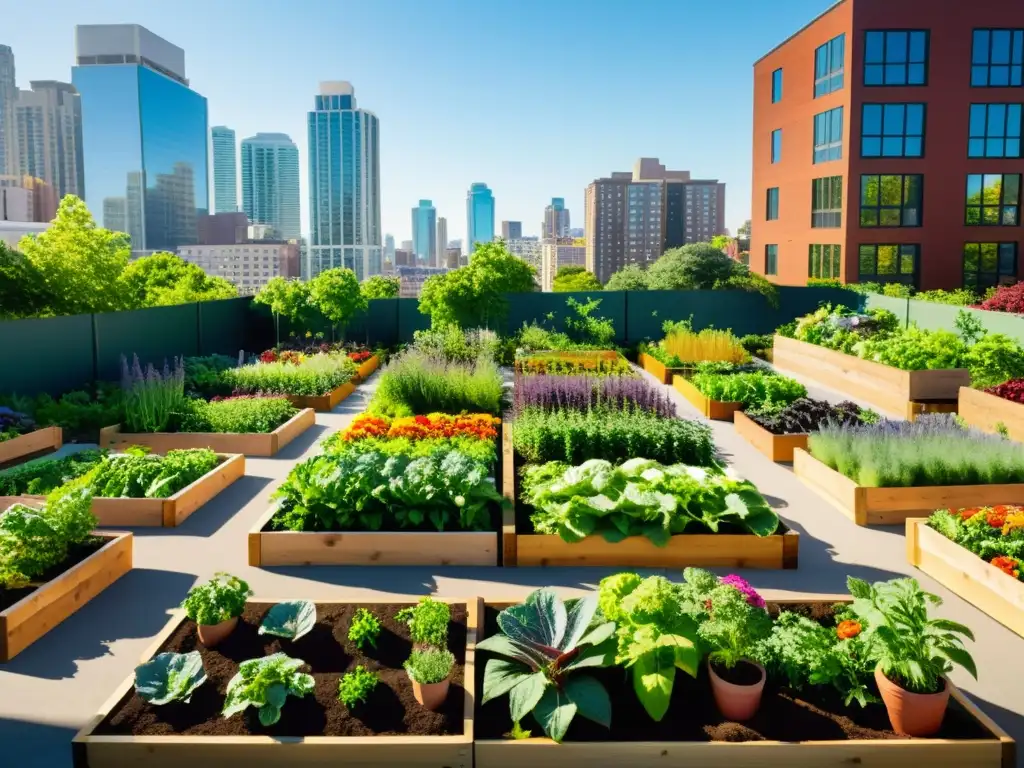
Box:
(222, 653), (315, 725)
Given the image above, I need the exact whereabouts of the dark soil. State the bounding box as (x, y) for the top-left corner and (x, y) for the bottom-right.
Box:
(712, 660), (762, 686)
(95, 602), (467, 737)
(475, 603), (992, 743)
(0, 538), (106, 611)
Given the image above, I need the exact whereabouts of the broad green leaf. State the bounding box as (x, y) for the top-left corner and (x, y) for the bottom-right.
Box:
(577, 620), (616, 648)
(477, 635), (550, 669)
(565, 674), (612, 728)
(258, 600), (316, 641)
(533, 685), (578, 743)
(482, 658), (533, 703)
(134, 651), (206, 705)
(265, 683), (288, 709)
(632, 648), (675, 721)
(942, 645), (978, 680)
(258, 703), (282, 726)
(509, 671), (548, 722)
(561, 595), (598, 650)
(499, 588), (566, 649)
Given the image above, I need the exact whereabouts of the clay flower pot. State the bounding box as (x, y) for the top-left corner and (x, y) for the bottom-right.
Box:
(409, 673), (451, 711)
(708, 659), (766, 721)
(874, 667), (949, 736)
(197, 616), (238, 648)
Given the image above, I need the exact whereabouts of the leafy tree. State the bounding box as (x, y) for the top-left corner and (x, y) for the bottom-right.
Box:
(737, 220), (751, 237)
(419, 241), (536, 328)
(308, 267), (367, 340)
(18, 195), (131, 315)
(710, 235), (733, 252)
(604, 263), (650, 291)
(361, 275), (400, 299)
(119, 252), (236, 309)
(0, 243), (56, 319)
(646, 243), (737, 290)
(553, 268), (602, 292)
(253, 276), (312, 344)
(554, 265), (587, 279)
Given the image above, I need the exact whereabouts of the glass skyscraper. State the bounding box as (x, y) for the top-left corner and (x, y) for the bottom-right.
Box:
(307, 81), (381, 280)
(211, 125), (237, 214)
(411, 199), (436, 265)
(240, 132), (300, 241)
(73, 25), (208, 254)
(466, 182), (495, 256)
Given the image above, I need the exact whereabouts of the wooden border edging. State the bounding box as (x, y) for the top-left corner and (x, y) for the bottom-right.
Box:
(474, 597), (1014, 768)
(672, 375), (743, 421)
(355, 354), (380, 381)
(0, 426), (62, 467)
(773, 335), (970, 417)
(793, 448), (1024, 526)
(959, 386), (1024, 441)
(908, 518), (1024, 639)
(639, 353), (686, 385)
(733, 411), (808, 462)
(286, 381), (357, 412)
(97, 409), (315, 457)
(1, 531), (132, 661)
(72, 595), (478, 768)
(500, 421), (797, 569)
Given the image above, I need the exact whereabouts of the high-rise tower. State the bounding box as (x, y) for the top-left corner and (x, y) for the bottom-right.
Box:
(211, 126), (237, 214)
(240, 132), (300, 240)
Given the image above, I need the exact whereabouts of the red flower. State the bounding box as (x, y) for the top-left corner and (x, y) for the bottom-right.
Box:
(836, 620), (862, 639)
(991, 556), (1021, 579)
(957, 507), (983, 521)
(987, 507), (1010, 529)
(414, 415), (430, 425)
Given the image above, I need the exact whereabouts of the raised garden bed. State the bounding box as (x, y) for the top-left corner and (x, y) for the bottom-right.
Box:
(0, 454), (245, 528)
(959, 386), (1024, 441)
(773, 335), (971, 417)
(733, 411), (808, 462)
(97, 409), (315, 457)
(500, 422), (797, 568)
(2, 531), (132, 661)
(672, 376), (743, 421)
(355, 354), (380, 381)
(793, 448), (1024, 526)
(907, 399), (959, 422)
(907, 517), (1024, 639)
(473, 597), (1014, 768)
(0, 426), (62, 468)
(638, 353), (689, 385)
(72, 597), (476, 768)
(286, 381), (357, 412)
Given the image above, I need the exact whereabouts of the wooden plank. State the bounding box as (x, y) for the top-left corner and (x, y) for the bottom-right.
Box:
(0, 426), (62, 466)
(639, 353), (674, 385)
(959, 386), (1024, 441)
(501, 421), (517, 567)
(92, 497), (165, 527)
(908, 518), (1024, 639)
(792, 448), (867, 524)
(273, 408), (317, 453)
(672, 376), (742, 421)
(1, 532), (132, 661)
(257, 530), (498, 566)
(356, 355), (380, 381)
(907, 400), (959, 422)
(733, 411), (808, 462)
(247, 505), (278, 566)
(285, 380), (357, 412)
(165, 453), (246, 526)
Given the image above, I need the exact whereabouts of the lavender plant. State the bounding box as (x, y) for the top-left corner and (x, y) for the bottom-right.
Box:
(512, 374), (675, 418)
(120, 354), (187, 433)
(808, 414), (1024, 487)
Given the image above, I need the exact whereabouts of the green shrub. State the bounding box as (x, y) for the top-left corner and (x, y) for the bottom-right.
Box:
(180, 396), (297, 434)
(63, 447), (221, 499)
(690, 371), (806, 408)
(183, 354), (237, 399)
(369, 351), (504, 417)
(224, 353), (358, 396)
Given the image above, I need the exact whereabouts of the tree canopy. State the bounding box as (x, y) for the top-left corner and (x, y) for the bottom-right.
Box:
(119, 252), (237, 309)
(552, 267), (602, 292)
(0, 243), (56, 319)
(308, 267), (367, 337)
(604, 263), (650, 291)
(361, 275), (400, 299)
(646, 243), (737, 290)
(710, 234), (733, 252)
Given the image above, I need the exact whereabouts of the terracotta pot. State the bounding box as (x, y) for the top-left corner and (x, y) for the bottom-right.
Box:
(708, 659), (766, 721)
(874, 667), (949, 736)
(197, 616), (238, 647)
(410, 673), (451, 711)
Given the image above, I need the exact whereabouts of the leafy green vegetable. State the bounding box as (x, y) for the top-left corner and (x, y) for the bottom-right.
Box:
(690, 371), (806, 408)
(404, 648), (455, 684)
(62, 448), (221, 499)
(927, 507), (1024, 563)
(347, 608), (381, 649)
(338, 665), (379, 708)
(0, 450), (106, 496)
(395, 597), (451, 648)
(478, 588), (617, 743)
(522, 459), (778, 545)
(181, 573), (252, 626)
(222, 653), (315, 725)
(134, 651), (207, 705)
(259, 600), (316, 641)
(180, 397), (297, 434)
(224, 353), (358, 397)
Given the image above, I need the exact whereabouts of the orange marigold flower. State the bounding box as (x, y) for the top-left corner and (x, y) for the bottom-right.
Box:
(991, 556), (1021, 579)
(987, 507), (1010, 529)
(836, 620), (862, 640)
(957, 507), (983, 521)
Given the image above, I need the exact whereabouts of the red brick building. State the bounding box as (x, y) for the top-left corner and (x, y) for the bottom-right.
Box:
(751, 0), (1024, 291)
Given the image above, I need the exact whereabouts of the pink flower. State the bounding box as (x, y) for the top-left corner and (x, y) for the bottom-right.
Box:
(720, 574), (766, 609)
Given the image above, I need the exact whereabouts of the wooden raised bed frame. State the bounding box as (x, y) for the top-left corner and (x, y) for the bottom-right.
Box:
(474, 596), (1014, 768)
(97, 409), (315, 457)
(773, 335), (970, 417)
(907, 517), (1024, 639)
(1, 531), (132, 661)
(500, 422), (798, 568)
(0, 454), (245, 527)
(72, 595), (476, 768)
(639, 353), (687, 385)
(959, 386), (1024, 441)
(793, 448), (1024, 526)
(672, 375), (743, 421)
(286, 381), (357, 412)
(0, 425), (62, 467)
(733, 411), (808, 462)
(355, 354), (380, 381)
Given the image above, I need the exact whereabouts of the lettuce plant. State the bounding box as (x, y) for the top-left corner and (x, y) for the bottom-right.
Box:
(61, 447), (221, 500)
(522, 459), (778, 545)
(690, 370), (806, 408)
(182, 573), (252, 626)
(223, 653), (315, 725)
(478, 588), (616, 743)
(135, 651), (207, 705)
(259, 600), (316, 641)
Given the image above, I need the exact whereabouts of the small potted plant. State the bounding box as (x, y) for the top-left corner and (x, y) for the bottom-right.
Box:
(181, 572), (253, 647)
(404, 647), (455, 710)
(845, 576), (976, 736)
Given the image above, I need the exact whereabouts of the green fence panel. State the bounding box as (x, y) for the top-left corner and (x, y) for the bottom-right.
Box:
(199, 298), (251, 358)
(398, 298), (430, 341)
(95, 304), (199, 381)
(0, 313), (94, 396)
(777, 286), (864, 321)
(863, 294), (910, 325)
(363, 298), (400, 347)
(505, 291), (627, 341)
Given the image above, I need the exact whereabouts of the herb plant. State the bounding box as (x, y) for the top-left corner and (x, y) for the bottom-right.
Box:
(690, 370), (806, 408)
(511, 375), (675, 418)
(66, 448), (221, 499)
(338, 666), (379, 708)
(179, 396), (297, 434)
(746, 398), (871, 435)
(369, 351), (504, 417)
(404, 648), (455, 684)
(478, 588), (617, 743)
(183, 354), (237, 399)
(259, 600), (316, 641)
(395, 597), (451, 648)
(120, 354), (187, 433)
(224, 353), (358, 397)
(181, 573), (253, 626)
(348, 608), (382, 649)
(661, 326), (750, 366)
(514, 354), (634, 377)
(134, 651), (207, 705)
(223, 653), (315, 725)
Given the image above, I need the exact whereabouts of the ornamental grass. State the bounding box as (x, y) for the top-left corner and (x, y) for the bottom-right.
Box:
(369, 351), (504, 417)
(662, 327), (750, 365)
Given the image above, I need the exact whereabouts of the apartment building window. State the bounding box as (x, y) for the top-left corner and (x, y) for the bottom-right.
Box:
(860, 174), (923, 227)
(968, 104), (1023, 158)
(966, 174), (1021, 225)
(864, 30), (929, 86)
(771, 129), (782, 163)
(772, 68), (783, 103)
(971, 30), (1023, 87)
(964, 243), (1018, 289)
(808, 244), (842, 279)
(858, 244), (918, 285)
(861, 103), (925, 157)
(766, 187), (780, 220)
(814, 34), (845, 97)
(813, 107), (843, 163)
(811, 176), (842, 227)
(765, 244), (778, 275)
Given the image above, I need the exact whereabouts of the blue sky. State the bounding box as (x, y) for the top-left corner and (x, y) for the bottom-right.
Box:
(5, 0), (834, 243)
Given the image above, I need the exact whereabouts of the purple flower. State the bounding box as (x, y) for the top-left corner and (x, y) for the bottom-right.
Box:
(512, 373), (675, 418)
(720, 574), (766, 609)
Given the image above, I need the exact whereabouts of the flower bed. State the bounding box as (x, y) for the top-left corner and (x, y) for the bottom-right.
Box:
(640, 325), (751, 384)
(960, 385), (1024, 441)
(224, 353), (360, 412)
(735, 399), (872, 462)
(72, 597), (476, 767)
(0, 425), (62, 468)
(514, 351), (634, 377)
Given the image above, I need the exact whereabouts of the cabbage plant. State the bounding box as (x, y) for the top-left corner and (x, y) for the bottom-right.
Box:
(135, 651), (207, 705)
(259, 600), (316, 641)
